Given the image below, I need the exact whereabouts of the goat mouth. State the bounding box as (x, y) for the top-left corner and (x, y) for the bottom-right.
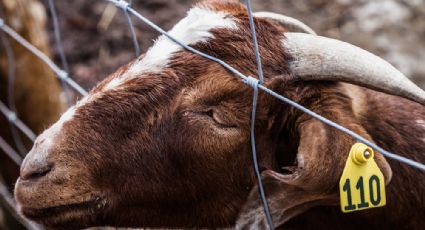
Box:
(21, 199), (101, 228)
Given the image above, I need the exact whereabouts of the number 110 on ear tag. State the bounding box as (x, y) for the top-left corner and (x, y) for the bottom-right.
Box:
(339, 143), (386, 213)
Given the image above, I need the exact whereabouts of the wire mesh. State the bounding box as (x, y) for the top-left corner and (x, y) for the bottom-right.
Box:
(47, 0), (72, 107)
(0, 32), (27, 156)
(106, 0), (425, 172)
(0, 0), (424, 229)
(0, 179), (42, 230)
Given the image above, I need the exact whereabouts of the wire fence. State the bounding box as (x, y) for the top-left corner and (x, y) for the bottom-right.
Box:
(0, 181), (41, 230)
(0, 31), (27, 156)
(0, 0), (425, 229)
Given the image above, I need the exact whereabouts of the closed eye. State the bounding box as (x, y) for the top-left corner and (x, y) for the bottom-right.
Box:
(200, 109), (237, 128)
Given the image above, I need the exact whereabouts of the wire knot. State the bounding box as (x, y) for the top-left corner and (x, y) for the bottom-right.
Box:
(57, 70), (69, 80)
(244, 76), (260, 89)
(113, 0), (130, 10)
(7, 111), (17, 122)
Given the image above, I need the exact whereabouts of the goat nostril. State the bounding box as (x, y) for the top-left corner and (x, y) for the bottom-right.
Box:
(21, 163), (53, 181)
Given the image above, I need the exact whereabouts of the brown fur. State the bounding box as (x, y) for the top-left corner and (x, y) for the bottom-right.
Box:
(13, 0), (425, 229)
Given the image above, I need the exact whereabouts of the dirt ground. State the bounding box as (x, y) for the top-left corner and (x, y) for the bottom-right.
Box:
(48, 0), (425, 91)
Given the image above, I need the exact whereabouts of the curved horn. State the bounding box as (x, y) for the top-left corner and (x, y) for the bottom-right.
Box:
(284, 32), (425, 106)
(254, 12), (316, 35)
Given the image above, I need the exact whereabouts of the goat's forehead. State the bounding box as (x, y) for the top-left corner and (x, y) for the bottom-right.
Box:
(41, 6), (252, 140)
(38, 7), (233, 122)
(35, 106), (76, 152)
(103, 7), (238, 92)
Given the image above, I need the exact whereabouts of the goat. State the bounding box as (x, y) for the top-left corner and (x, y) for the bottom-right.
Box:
(14, 0), (425, 229)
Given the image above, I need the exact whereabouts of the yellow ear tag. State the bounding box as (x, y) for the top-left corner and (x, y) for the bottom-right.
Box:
(339, 143), (386, 213)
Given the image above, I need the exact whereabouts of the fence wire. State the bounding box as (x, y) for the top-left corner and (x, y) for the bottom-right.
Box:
(0, 32), (27, 156)
(0, 180), (41, 230)
(0, 19), (87, 96)
(47, 0), (72, 107)
(121, 1), (141, 57)
(0, 0), (424, 229)
(0, 101), (36, 142)
(244, 0), (273, 228)
(0, 136), (22, 165)
(106, 0), (425, 171)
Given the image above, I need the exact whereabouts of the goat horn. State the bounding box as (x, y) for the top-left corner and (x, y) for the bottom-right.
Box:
(284, 32), (425, 106)
(254, 12), (316, 35)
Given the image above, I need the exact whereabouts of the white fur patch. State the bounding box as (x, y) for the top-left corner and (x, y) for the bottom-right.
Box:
(58, 106), (76, 124)
(22, 106), (76, 168)
(43, 107), (75, 135)
(103, 7), (237, 91)
(32, 91), (95, 155)
(103, 77), (123, 91)
(40, 107), (75, 141)
(416, 120), (425, 128)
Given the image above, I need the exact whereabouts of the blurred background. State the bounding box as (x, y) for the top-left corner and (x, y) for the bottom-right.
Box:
(52, 0), (425, 89)
(0, 0), (424, 229)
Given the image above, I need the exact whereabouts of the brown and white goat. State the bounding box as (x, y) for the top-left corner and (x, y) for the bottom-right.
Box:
(14, 0), (425, 229)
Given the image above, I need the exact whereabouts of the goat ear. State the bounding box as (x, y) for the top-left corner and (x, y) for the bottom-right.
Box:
(237, 106), (392, 228)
